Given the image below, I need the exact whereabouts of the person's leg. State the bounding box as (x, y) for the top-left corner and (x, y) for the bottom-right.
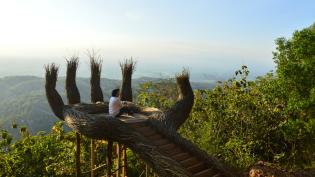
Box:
(115, 107), (130, 117)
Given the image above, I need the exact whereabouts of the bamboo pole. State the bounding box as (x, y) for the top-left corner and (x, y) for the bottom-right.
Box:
(122, 145), (127, 177)
(107, 141), (113, 177)
(116, 143), (121, 177)
(145, 165), (148, 177)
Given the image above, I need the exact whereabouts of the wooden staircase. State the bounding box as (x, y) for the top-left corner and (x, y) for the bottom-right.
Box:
(128, 121), (224, 177)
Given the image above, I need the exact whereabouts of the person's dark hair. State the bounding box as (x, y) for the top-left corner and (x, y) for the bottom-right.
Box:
(112, 89), (120, 97)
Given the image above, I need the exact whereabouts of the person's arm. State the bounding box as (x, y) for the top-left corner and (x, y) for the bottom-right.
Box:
(121, 101), (127, 106)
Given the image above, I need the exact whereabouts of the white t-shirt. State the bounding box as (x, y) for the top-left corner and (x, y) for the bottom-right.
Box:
(109, 96), (122, 117)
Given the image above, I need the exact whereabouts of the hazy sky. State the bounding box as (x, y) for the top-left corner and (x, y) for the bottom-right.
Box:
(0, 0), (314, 80)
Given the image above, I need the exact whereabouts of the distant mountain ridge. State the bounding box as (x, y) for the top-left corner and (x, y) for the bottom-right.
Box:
(0, 76), (215, 137)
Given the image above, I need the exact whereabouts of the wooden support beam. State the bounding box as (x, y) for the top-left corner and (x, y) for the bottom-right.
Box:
(107, 141), (113, 177)
(122, 145), (127, 177)
(145, 165), (148, 177)
(116, 143), (121, 177)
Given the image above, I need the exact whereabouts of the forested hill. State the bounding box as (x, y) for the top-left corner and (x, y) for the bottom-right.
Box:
(0, 75), (214, 136)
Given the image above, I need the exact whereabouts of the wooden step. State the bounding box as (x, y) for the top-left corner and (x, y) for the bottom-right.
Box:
(180, 157), (199, 167)
(193, 168), (216, 177)
(137, 127), (156, 136)
(146, 134), (163, 140)
(159, 143), (183, 156)
(159, 143), (176, 150)
(137, 126), (152, 133)
(145, 131), (157, 137)
(171, 152), (190, 161)
(153, 138), (170, 146)
(129, 122), (146, 128)
(164, 147), (183, 156)
(187, 162), (206, 174)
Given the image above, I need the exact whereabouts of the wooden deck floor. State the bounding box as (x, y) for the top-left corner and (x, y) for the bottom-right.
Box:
(119, 113), (148, 123)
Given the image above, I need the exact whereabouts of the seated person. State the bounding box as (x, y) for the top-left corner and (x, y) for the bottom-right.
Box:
(109, 88), (132, 117)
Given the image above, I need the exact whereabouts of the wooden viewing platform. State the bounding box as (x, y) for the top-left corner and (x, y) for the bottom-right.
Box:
(44, 58), (238, 177)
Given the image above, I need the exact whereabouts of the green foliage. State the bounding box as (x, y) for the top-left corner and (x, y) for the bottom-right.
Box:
(274, 23), (315, 95)
(0, 122), (94, 176)
(0, 129), (12, 148)
(199, 70), (315, 168)
(273, 23), (315, 119)
(126, 149), (146, 177)
(136, 79), (177, 109)
(0, 122), (75, 176)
